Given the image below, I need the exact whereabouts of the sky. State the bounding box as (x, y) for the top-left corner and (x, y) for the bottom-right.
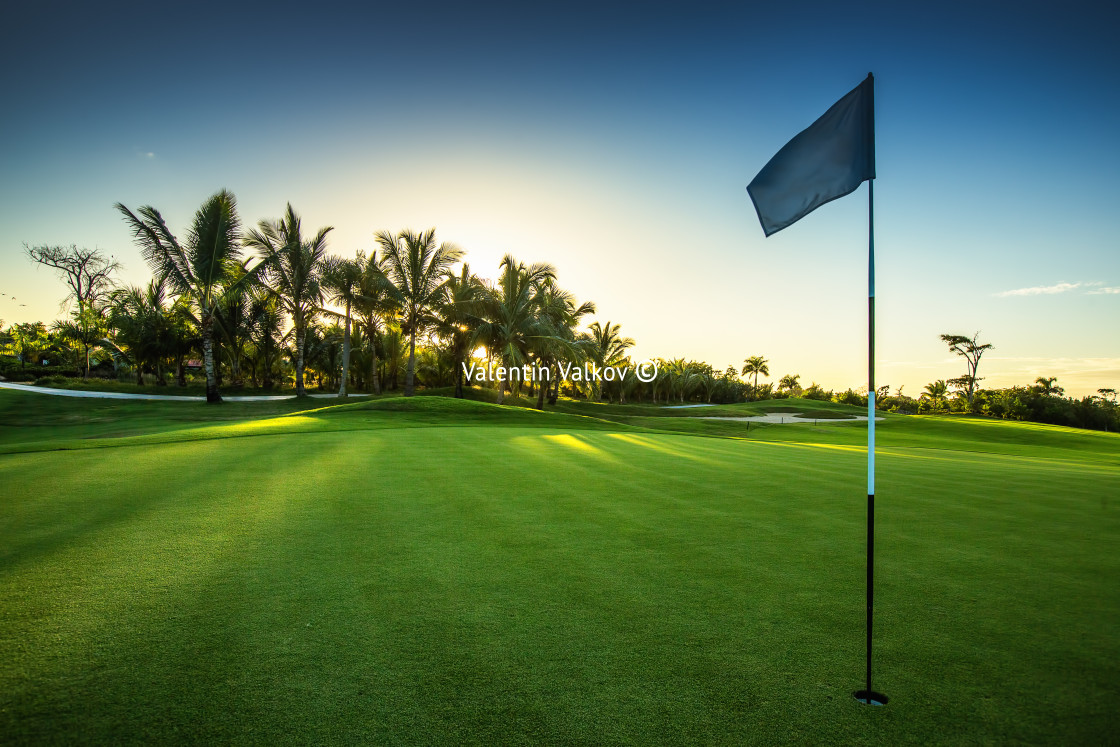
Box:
(2, 0), (1118, 397)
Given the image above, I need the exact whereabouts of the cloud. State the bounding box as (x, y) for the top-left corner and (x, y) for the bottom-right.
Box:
(995, 282), (1082, 297)
(995, 281), (1120, 297)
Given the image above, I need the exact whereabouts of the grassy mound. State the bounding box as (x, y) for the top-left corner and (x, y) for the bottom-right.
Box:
(0, 390), (646, 455)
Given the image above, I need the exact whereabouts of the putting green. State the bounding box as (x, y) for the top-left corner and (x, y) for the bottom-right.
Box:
(1, 393), (1117, 743)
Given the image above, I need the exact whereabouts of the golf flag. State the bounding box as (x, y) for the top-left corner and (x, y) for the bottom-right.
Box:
(748, 73), (888, 705)
(748, 75), (875, 236)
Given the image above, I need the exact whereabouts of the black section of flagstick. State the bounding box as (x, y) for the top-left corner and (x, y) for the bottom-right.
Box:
(867, 490), (874, 695)
(852, 493), (889, 706)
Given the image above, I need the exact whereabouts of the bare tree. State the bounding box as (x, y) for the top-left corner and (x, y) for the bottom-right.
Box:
(939, 332), (993, 408)
(25, 243), (120, 310)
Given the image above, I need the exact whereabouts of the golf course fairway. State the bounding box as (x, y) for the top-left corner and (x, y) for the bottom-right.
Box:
(1, 391), (1117, 743)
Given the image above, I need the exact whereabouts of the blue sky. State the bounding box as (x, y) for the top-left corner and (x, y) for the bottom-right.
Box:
(2, 0), (1117, 396)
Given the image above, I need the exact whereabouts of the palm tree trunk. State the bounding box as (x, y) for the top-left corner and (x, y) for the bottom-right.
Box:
(496, 356), (506, 405)
(455, 353), (465, 399)
(295, 320), (307, 397)
(201, 313), (221, 404)
(370, 340), (381, 395)
(404, 331), (416, 396)
(536, 367), (546, 410)
(338, 299), (351, 398)
(364, 318), (381, 395)
(548, 365), (560, 405)
(176, 356), (186, 387)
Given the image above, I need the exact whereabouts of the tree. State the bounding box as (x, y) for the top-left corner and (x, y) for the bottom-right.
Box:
(741, 355), (770, 400)
(434, 263), (485, 399)
(245, 204), (334, 397)
(352, 250), (400, 395)
(476, 255), (556, 404)
(778, 373), (801, 395)
(587, 321), (634, 402)
(664, 358), (695, 403)
(303, 322), (344, 389)
(531, 279), (595, 408)
(245, 288), (286, 389)
(25, 243), (119, 311)
(26, 244), (120, 378)
(116, 189), (259, 403)
(377, 229), (464, 396)
(322, 253), (366, 397)
(940, 332), (993, 408)
(1033, 376), (1064, 397)
(106, 279), (178, 384)
(211, 261), (259, 387)
(52, 304), (108, 378)
(5, 322), (49, 369)
(165, 295), (198, 387)
(921, 379), (949, 411)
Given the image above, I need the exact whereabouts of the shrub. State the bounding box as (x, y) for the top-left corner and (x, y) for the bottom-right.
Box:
(35, 375), (73, 387)
(802, 383), (833, 402)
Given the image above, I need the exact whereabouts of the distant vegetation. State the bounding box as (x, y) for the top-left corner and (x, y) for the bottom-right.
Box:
(3, 189), (1117, 431)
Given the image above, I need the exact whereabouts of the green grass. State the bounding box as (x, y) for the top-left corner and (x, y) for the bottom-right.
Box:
(1, 390), (1118, 743)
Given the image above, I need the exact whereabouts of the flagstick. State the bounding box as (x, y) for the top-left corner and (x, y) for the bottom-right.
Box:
(858, 152), (887, 705)
(866, 176), (877, 699)
(866, 72), (878, 702)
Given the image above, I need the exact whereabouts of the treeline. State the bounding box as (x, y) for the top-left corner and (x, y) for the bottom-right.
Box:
(896, 378), (1119, 433)
(4, 189), (774, 407)
(2, 189), (1117, 430)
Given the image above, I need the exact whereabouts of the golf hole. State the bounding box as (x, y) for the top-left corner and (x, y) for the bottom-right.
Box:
(853, 690), (889, 706)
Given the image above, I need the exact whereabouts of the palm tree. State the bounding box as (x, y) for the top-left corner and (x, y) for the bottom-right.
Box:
(165, 295), (198, 387)
(778, 373), (801, 395)
(922, 380), (950, 411)
(1034, 376), (1064, 397)
(106, 279), (176, 384)
(531, 279), (595, 409)
(305, 322), (344, 390)
(665, 358), (705, 404)
(434, 263), (485, 399)
(52, 303), (108, 378)
(116, 190), (255, 403)
(587, 320), (634, 401)
(245, 287), (285, 389)
(741, 355), (770, 401)
(352, 249), (400, 395)
(6, 322), (49, 369)
(244, 204), (333, 397)
(211, 261), (258, 387)
(377, 229), (464, 396)
(322, 253), (365, 397)
(475, 255), (555, 405)
(380, 326), (405, 391)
